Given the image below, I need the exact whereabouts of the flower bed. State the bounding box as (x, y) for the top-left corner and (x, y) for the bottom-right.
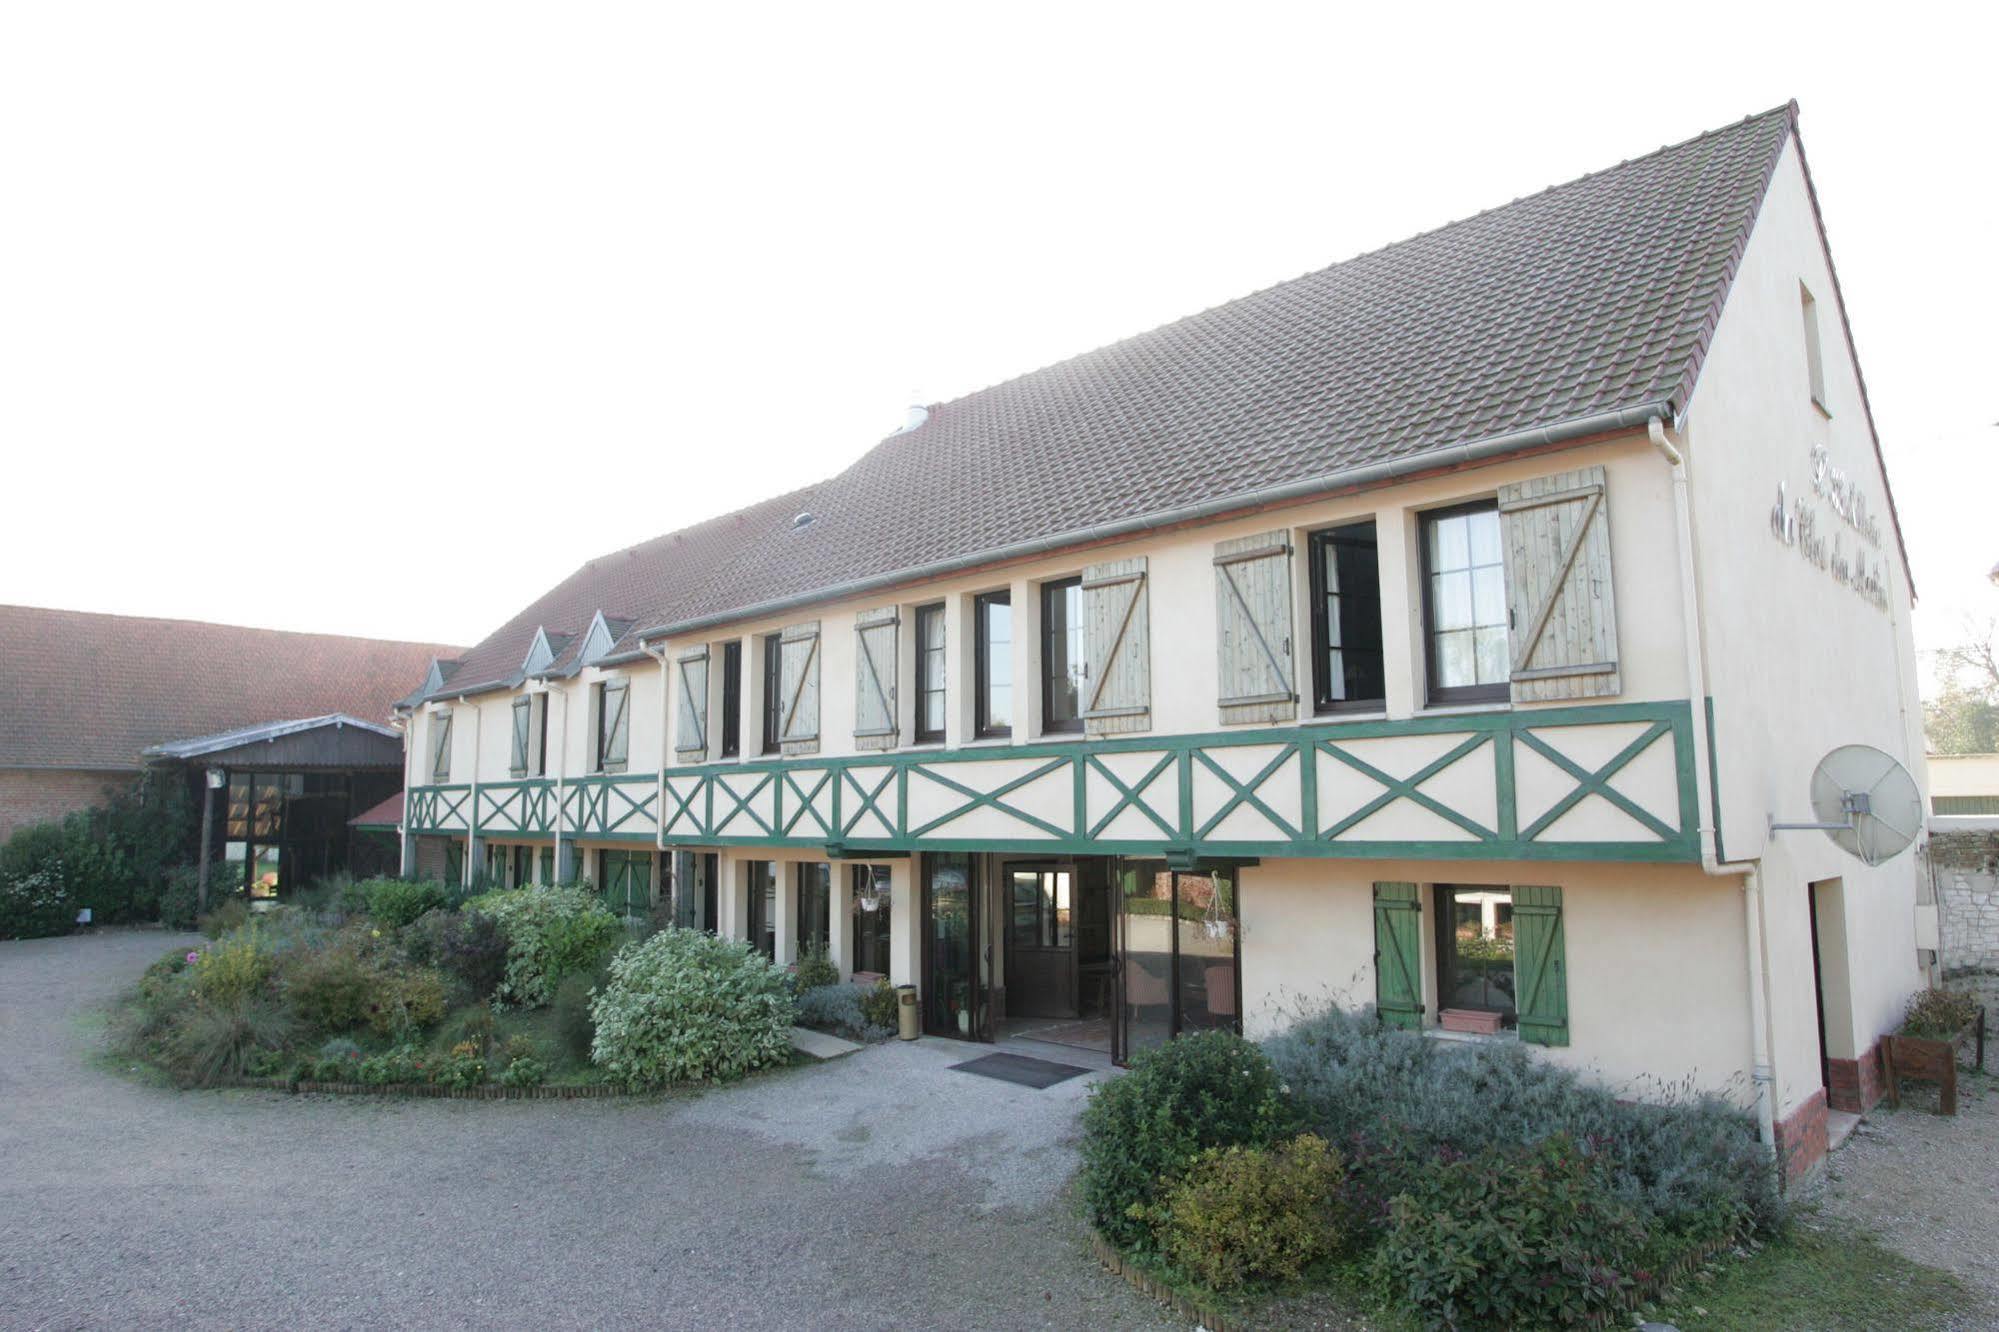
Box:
(1078, 1010), (1783, 1330)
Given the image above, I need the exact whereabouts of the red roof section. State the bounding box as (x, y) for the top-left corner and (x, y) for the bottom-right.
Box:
(349, 791), (404, 829)
(0, 605), (462, 771)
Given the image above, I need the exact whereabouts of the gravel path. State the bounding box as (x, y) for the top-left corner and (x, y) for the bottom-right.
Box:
(1820, 1063), (1999, 1308)
(0, 930), (1178, 1331)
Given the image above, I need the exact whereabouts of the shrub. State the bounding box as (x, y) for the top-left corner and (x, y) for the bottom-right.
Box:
(402, 908), (508, 1001)
(794, 945), (839, 990)
(364, 878), (451, 930)
(589, 927), (795, 1085)
(158, 866), (208, 931)
(163, 996), (297, 1087)
(1079, 1030), (1292, 1253)
(1902, 987), (1979, 1039)
(434, 1041), (488, 1089)
(192, 929), (274, 1005)
(498, 1054), (548, 1088)
(795, 982), (894, 1042)
(0, 867), (76, 940)
(552, 971), (601, 1067)
(200, 899), (249, 939)
(282, 945), (377, 1034)
(1264, 1006), (1779, 1240)
(354, 1045), (429, 1085)
(470, 886), (622, 1008)
(1161, 1133), (1348, 1291)
(858, 977), (899, 1030)
(1372, 1136), (1649, 1331)
(367, 967), (448, 1038)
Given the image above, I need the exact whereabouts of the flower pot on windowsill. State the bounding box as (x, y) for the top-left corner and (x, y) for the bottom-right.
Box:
(1439, 1007), (1506, 1036)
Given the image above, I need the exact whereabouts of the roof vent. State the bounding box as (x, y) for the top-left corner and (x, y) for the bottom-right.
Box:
(895, 404), (929, 434)
(793, 511), (816, 531)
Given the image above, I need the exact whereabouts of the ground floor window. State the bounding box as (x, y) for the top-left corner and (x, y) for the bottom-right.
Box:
(513, 845), (534, 887)
(851, 865), (892, 975)
(796, 862), (830, 961)
(745, 861), (776, 958)
(1434, 884), (1515, 1019)
(540, 846), (555, 885)
(444, 839), (465, 887)
(1119, 865), (1240, 1057)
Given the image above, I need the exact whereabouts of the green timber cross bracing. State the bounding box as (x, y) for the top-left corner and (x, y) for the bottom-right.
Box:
(405, 701), (1700, 863)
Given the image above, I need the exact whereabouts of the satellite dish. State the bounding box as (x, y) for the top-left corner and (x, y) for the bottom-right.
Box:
(1769, 744), (1922, 867)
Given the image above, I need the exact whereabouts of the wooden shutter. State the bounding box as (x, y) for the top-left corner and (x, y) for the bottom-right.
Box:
(1372, 882), (1424, 1030)
(430, 713), (452, 782)
(779, 620), (821, 755)
(600, 679), (630, 769)
(1082, 556), (1150, 736)
(675, 648), (709, 761)
(509, 698), (531, 775)
(1498, 465), (1620, 701)
(1512, 885), (1569, 1046)
(1214, 531), (1297, 724)
(853, 607), (899, 750)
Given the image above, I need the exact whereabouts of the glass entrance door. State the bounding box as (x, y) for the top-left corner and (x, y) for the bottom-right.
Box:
(1116, 862), (1242, 1062)
(922, 852), (990, 1040)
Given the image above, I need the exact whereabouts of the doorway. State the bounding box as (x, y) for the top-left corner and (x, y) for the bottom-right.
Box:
(921, 852), (990, 1039)
(1115, 862), (1243, 1062)
(1808, 878), (1853, 1095)
(998, 858), (1115, 1053)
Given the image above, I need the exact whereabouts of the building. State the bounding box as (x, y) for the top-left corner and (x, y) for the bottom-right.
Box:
(1928, 753), (1999, 820)
(0, 604), (461, 895)
(396, 104), (1925, 1183)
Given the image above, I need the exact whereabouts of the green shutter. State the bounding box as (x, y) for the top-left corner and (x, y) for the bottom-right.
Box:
(1513, 885), (1569, 1046)
(1372, 882), (1424, 1030)
(539, 847), (554, 885)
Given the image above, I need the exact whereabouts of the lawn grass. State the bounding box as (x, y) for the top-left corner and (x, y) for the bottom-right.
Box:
(1645, 1216), (1978, 1331)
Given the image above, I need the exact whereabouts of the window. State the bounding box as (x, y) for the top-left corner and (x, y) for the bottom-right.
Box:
(429, 711), (452, 782)
(1008, 866), (1073, 948)
(745, 861), (776, 958)
(1308, 521), (1385, 712)
(719, 640), (742, 758)
(796, 862), (831, 961)
(760, 633), (784, 754)
(1936, 795), (1999, 816)
(593, 679), (629, 771)
(1040, 577), (1084, 734)
(509, 695), (545, 776)
(974, 590), (1012, 738)
(598, 849), (652, 917)
(851, 864), (893, 975)
(512, 845), (533, 887)
(1434, 885), (1515, 1021)
(1801, 282), (1828, 412)
(914, 603), (946, 744)
(1421, 502), (1508, 705)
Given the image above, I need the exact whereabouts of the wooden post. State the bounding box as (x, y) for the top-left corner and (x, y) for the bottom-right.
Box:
(195, 771), (217, 916)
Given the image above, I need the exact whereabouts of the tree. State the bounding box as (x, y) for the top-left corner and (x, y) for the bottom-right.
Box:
(1925, 618), (1999, 754)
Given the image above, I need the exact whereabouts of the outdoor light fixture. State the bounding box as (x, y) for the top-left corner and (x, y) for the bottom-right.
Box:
(205, 767), (226, 790)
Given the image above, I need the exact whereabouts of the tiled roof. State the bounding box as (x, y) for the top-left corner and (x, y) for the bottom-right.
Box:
(436, 105), (1804, 698)
(349, 790), (404, 830)
(0, 605), (462, 771)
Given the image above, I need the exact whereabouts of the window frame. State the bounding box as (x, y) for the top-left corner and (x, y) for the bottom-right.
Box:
(1419, 499), (1510, 707)
(594, 678), (630, 773)
(913, 602), (946, 745)
(718, 639), (742, 758)
(1801, 281), (1829, 414)
(1432, 883), (1517, 1024)
(973, 590), (1013, 740)
(1306, 520), (1387, 715)
(795, 862), (831, 960)
(760, 633), (785, 755)
(850, 864), (893, 974)
(429, 711), (452, 783)
(1039, 576), (1085, 735)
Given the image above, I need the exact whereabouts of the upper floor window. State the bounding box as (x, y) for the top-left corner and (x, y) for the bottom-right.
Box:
(1041, 577), (1084, 734)
(429, 711), (452, 783)
(593, 679), (629, 772)
(974, 590), (1012, 738)
(914, 603), (946, 744)
(508, 695), (546, 776)
(1421, 502), (1509, 705)
(1308, 521), (1385, 713)
(719, 640), (742, 758)
(760, 633), (785, 754)
(1801, 282), (1828, 413)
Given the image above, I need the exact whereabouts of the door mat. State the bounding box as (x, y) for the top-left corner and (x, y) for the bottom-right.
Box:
(949, 1052), (1092, 1089)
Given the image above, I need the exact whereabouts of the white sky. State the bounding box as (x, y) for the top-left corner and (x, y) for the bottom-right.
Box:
(2, 4), (1994, 675)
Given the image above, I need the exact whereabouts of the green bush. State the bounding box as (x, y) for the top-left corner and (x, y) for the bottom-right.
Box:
(1079, 1030), (1293, 1254)
(498, 1054), (548, 1088)
(551, 970), (602, 1066)
(470, 886), (622, 1008)
(434, 1041), (488, 1089)
(402, 908), (508, 1001)
(1161, 1133), (1348, 1291)
(282, 945), (377, 1034)
(0, 772), (194, 929)
(163, 996), (297, 1087)
(191, 929), (274, 1005)
(366, 966), (448, 1038)
(589, 926), (795, 1085)
(858, 977), (899, 1030)
(1371, 1135), (1649, 1330)
(200, 899), (250, 939)
(1901, 987), (1979, 1038)
(158, 866), (208, 931)
(794, 944), (839, 990)
(0, 866), (76, 940)
(1264, 1006), (1779, 1240)
(364, 878), (451, 930)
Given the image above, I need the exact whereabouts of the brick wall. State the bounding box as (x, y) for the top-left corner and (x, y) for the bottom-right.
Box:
(1827, 1038), (1886, 1114)
(1773, 1087), (1828, 1187)
(0, 768), (129, 842)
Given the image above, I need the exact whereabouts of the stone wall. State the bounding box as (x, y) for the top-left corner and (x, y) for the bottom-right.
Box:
(1941, 864), (1999, 975)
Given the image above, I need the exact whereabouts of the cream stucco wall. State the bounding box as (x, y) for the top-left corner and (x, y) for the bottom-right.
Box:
(1679, 133), (1927, 1116)
(1929, 754), (1999, 800)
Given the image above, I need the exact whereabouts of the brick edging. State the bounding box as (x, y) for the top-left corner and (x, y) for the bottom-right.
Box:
(219, 1077), (635, 1099)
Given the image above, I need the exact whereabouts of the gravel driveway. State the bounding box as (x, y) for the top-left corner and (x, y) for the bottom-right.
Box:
(0, 930), (1176, 1331)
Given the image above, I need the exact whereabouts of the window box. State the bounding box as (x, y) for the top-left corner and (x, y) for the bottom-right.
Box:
(1439, 1007), (1506, 1036)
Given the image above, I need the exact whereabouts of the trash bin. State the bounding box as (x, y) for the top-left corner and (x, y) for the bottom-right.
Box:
(896, 984), (920, 1041)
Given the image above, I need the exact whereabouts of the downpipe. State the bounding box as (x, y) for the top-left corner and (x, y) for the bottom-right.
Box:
(1650, 416), (1777, 1154)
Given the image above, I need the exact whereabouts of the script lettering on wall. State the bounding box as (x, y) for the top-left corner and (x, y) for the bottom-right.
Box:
(1768, 442), (1888, 610)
